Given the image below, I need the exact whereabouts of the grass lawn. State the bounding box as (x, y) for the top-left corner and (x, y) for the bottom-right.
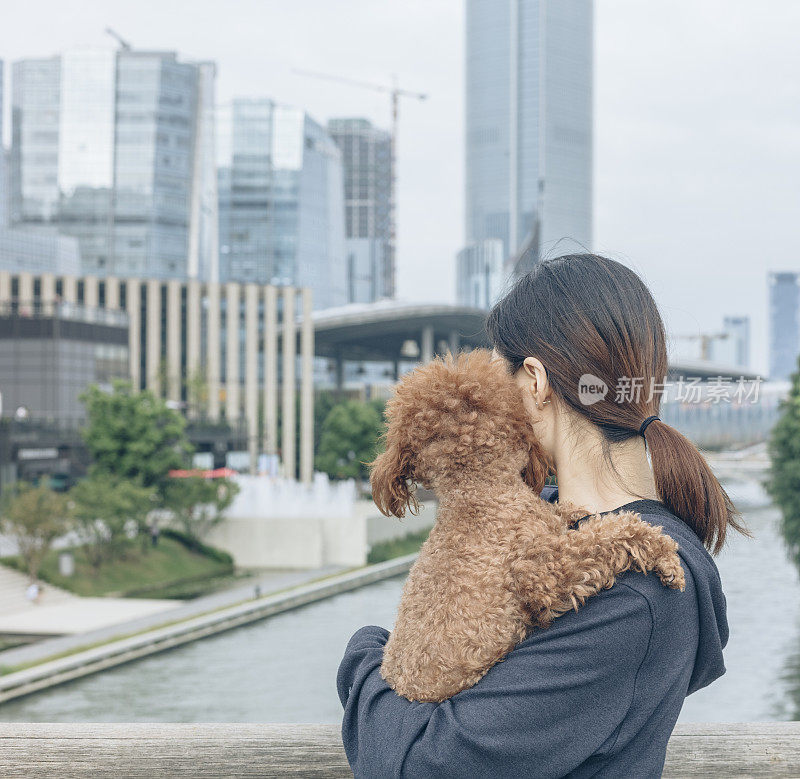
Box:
(367, 527), (432, 564)
(1, 534), (234, 599)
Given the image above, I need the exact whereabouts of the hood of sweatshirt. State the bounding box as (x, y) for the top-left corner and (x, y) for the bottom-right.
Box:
(540, 485), (728, 695)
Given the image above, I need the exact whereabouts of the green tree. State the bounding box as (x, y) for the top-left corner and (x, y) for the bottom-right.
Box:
(69, 475), (157, 569)
(0, 482), (70, 581)
(768, 356), (800, 570)
(80, 380), (193, 501)
(316, 399), (385, 481)
(314, 391), (338, 454)
(185, 367), (209, 418)
(268, 391), (352, 476)
(162, 476), (239, 542)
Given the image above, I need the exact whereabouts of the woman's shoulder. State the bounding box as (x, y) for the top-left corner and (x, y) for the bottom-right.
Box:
(621, 500), (724, 610)
(518, 551), (698, 656)
(516, 573), (656, 681)
(526, 488), (726, 696)
(514, 565), (698, 703)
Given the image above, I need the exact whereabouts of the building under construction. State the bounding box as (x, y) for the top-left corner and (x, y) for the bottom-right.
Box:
(296, 69), (427, 304)
(328, 118), (393, 303)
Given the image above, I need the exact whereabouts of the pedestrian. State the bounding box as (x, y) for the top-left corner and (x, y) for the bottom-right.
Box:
(25, 581), (40, 605)
(151, 519), (160, 547)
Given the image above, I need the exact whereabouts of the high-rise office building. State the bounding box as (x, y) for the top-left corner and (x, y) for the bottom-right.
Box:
(328, 118), (393, 302)
(10, 48), (218, 281)
(217, 99), (347, 310)
(0, 230), (80, 276)
(769, 272), (800, 380)
(464, 0), (593, 277)
(710, 315), (750, 369)
(456, 239), (505, 309)
(0, 57), (82, 276)
(0, 58), (8, 229)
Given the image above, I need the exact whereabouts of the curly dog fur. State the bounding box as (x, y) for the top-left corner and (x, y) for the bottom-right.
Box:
(371, 349), (685, 703)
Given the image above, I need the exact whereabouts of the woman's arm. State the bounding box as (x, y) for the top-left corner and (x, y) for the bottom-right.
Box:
(337, 580), (654, 779)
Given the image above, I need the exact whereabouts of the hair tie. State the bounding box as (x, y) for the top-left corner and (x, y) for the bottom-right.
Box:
(638, 415), (660, 437)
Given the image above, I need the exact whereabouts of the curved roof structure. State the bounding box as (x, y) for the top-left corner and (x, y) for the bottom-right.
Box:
(666, 358), (760, 382)
(307, 301), (761, 381)
(312, 300), (490, 361)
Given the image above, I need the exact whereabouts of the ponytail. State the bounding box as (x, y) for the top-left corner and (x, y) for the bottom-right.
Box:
(643, 419), (746, 554)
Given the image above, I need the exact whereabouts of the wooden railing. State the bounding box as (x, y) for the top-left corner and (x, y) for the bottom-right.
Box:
(1, 722), (798, 777)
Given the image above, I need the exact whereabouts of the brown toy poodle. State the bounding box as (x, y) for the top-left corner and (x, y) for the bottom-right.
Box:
(370, 349), (685, 703)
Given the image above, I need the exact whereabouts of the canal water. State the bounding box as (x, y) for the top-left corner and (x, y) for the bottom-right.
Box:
(1, 479), (798, 723)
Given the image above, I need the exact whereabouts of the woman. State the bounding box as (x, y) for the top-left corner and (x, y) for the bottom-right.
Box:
(337, 254), (743, 778)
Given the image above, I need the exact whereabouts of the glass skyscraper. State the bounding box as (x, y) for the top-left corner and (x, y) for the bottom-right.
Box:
(0, 229), (80, 276)
(769, 272), (800, 380)
(328, 118), (393, 303)
(464, 0), (593, 276)
(10, 48), (218, 281)
(217, 99), (347, 310)
(456, 239), (505, 309)
(0, 58), (7, 229)
(0, 57), (82, 277)
(711, 315), (751, 369)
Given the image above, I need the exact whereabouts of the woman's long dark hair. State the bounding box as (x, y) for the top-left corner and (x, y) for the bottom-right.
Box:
(486, 253), (746, 554)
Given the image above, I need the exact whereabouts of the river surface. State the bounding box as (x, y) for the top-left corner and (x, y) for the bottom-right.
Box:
(2, 479), (798, 723)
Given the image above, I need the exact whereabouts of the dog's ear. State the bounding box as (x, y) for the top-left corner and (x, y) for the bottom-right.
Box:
(369, 441), (418, 518)
(521, 435), (552, 494)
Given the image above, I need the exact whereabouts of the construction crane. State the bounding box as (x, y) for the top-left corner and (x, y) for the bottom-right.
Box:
(293, 68), (427, 298)
(105, 27), (132, 51)
(674, 332), (730, 362)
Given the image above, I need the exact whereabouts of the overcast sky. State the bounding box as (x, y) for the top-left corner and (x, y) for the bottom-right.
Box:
(3, 0), (799, 375)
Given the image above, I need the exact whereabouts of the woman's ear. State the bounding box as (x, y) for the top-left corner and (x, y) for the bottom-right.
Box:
(369, 441), (418, 518)
(522, 356), (551, 406)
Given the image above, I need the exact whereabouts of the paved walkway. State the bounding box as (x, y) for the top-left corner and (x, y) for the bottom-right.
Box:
(0, 564), (75, 615)
(0, 563), (180, 638)
(0, 596), (180, 637)
(0, 564), (347, 669)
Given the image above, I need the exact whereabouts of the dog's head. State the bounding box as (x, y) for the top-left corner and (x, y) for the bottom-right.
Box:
(370, 349), (552, 517)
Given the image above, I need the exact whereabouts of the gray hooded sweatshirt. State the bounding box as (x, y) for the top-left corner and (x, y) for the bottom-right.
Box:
(337, 491), (728, 778)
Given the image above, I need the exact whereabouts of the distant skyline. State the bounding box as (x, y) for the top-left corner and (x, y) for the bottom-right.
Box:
(3, 0), (800, 375)
(217, 98), (348, 308)
(464, 0), (592, 270)
(10, 50), (218, 281)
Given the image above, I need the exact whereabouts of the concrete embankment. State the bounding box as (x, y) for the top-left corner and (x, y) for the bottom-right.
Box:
(0, 554), (416, 704)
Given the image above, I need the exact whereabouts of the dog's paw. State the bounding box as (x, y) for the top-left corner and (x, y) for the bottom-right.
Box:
(655, 553), (686, 591)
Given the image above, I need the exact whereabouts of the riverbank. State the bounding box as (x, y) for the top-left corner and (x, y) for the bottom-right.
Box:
(366, 527), (429, 563)
(0, 553), (417, 704)
(1, 531), (236, 600)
